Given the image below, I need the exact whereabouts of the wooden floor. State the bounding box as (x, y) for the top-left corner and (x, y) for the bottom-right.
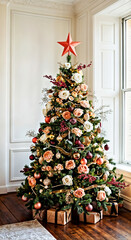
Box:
(0, 193), (131, 240)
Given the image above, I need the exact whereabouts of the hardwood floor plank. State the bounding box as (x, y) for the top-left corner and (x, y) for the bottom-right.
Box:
(0, 194), (32, 222)
(0, 193), (131, 240)
(0, 200), (17, 225)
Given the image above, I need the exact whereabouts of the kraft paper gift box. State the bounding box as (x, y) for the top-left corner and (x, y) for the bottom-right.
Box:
(47, 208), (72, 225)
(103, 202), (118, 216)
(79, 210), (103, 224)
(32, 209), (47, 221)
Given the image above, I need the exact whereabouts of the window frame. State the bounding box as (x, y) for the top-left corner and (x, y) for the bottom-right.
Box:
(121, 15), (131, 165)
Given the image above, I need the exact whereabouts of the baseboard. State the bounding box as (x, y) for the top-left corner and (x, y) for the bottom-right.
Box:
(0, 185), (7, 194)
(121, 194), (131, 211)
(0, 184), (21, 194)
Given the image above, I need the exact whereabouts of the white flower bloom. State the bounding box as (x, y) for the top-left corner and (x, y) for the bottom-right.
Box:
(84, 120), (93, 132)
(64, 62), (71, 69)
(50, 116), (57, 123)
(71, 73), (82, 84)
(42, 108), (47, 117)
(106, 163), (114, 171)
(39, 134), (47, 143)
(105, 186), (112, 196)
(105, 171), (109, 176)
(62, 175), (73, 186)
(78, 70), (83, 76)
(58, 90), (70, 100)
(46, 101), (52, 112)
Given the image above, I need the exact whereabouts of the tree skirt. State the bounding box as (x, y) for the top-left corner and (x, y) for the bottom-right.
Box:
(0, 219), (56, 240)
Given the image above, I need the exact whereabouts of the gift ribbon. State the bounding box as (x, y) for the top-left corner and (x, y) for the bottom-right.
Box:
(83, 209), (102, 224)
(111, 202), (118, 215)
(55, 208), (69, 225)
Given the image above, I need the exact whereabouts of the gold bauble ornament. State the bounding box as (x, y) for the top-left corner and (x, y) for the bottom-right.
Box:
(56, 75), (65, 82)
(57, 135), (63, 144)
(82, 136), (91, 146)
(39, 156), (44, 164)
(49, 134), (55, 140)
(36, 149), (41, 157)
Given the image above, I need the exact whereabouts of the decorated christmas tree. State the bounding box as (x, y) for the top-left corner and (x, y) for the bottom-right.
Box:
(18, 33), (126, 217)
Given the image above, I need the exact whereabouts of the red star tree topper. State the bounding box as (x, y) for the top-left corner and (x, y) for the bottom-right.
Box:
(58, 33), (80, 56)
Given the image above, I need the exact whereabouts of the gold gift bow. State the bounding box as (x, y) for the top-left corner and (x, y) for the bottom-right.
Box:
(52, 184), (106, 194)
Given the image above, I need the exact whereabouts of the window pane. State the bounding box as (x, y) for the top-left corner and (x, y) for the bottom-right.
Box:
(125, 92), (131, 163)
(126, 19), (131, 88)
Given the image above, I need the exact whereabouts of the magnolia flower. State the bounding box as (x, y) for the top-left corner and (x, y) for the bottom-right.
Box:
(39, 134), (47, 143)
(71, 73), (82, 83)
(84, 120), (93, 132)
(62, 175), (73, 186)
(105, 186), (112, 196)
(58, 90), (70, 100)
(73, 188), (85, 198)
(106, 163), (114, 171)
(64, 62), (71, 69)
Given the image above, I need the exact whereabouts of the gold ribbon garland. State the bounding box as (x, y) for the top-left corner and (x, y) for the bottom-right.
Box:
(49, 144), (72, 156)
(52, 184), (106, 194)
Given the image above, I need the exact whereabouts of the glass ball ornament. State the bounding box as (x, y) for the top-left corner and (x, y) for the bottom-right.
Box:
(34, 202), (41, 210)
(43, 177), (51, 186)
(56, 152), (61, 159)
(96, 157), (103, 165)
(73, 152), (80, 160)
(22, 195), (28, 202)
(32, 137), (37, 143)
(85, 204), (93, 212)
(34, 172), (41, 179)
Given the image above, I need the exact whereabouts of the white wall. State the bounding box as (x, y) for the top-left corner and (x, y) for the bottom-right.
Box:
(0, 0), (74, 193)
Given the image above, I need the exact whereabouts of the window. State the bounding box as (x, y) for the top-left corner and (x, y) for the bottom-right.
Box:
(122, 16), (131, 164)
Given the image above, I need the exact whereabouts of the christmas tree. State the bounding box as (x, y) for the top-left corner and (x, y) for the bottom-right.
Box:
(18, 33), (126, 215)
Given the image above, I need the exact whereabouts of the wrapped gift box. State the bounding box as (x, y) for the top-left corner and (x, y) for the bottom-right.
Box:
(103, 202), (118, 216)
(79, 210), (103, 224)
(47, 208), (71, 225)
(32, 209), (47, 221)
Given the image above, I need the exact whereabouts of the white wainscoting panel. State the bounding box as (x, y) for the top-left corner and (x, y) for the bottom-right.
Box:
(10, 11), (71, 143)
(10, 149), (30, 182)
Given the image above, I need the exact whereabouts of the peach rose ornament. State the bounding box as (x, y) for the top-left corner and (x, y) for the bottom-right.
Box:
(73, 108), (83, 117)
(43, 150), (54, 162)
(62, 111), (71, 120)
(78, 164), (89, 174)
(28, 176), (36, 188)
(71, 128), (82, 137)
(96, 190), (106, 201)
(73, 188), (85, 198)
(65, 160), (76, 170)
